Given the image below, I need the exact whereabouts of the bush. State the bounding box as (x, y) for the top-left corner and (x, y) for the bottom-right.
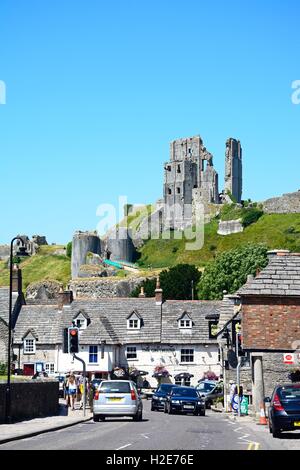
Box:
(241, 208), (264, 228)
(66, 242), (72, 258)
(0, 362), (7, 375)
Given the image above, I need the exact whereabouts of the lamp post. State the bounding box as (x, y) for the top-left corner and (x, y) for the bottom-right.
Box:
(5, 237), (29, 424)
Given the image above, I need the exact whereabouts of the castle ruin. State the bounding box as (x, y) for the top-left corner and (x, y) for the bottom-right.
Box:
(163, 135), (242, 229)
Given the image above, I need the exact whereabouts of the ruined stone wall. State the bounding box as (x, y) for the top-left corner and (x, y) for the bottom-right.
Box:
(224, 138), (242, 203)
(71, 231), (102, 279)
(217, 220), (244, 235)
(0, 319), (8, 363)
(263, 192), (300, 214)
(70, 277), (154, 299)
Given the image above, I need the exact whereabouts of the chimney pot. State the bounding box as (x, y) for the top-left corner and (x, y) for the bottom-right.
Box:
(155, 277), (163, 305)
(139, 286), (146, 298)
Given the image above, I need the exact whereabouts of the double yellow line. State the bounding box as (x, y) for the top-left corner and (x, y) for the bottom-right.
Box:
(248, 442), (260, 450)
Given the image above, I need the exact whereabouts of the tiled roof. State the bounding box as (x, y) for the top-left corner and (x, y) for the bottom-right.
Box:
(12, 297), (222, 346)
(238, 252), (300, 296)
(215, 295), (241, 336)
(0, 287), (20, 325)
(161, 300), (222, 344)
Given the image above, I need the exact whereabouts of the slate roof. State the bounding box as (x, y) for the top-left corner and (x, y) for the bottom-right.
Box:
(238, 252), (300, 297)
(161, 300), (222, 344)
(215, 295), (241, 336)
(12, 297), (222, 347)
(0, 287), (21, 325)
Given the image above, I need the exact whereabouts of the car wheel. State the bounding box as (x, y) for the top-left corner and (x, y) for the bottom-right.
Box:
(199, 409), (205, 416)
(151, 404), (155, 411)
(272, 427), (281, 438)
(133, 409), (142, 421)
(93, 414), (100, 422)
(164, 404), (168, 413)
(99, 416), (106, 421)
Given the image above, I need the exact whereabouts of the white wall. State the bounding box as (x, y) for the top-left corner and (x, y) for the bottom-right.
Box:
(119, 343), (221, 387)
(56, 345), (116, 375)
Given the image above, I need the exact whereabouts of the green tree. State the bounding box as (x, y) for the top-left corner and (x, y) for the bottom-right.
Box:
(66, 242), (72, 258)
(131, 264), (201, 300)
(197, 244), (268, 300)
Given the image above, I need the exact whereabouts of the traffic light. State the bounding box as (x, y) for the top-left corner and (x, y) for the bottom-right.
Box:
(68, 327), (79, 353)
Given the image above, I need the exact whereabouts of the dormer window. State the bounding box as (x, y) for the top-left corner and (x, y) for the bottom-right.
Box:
(180, 319), (192, 329)
(23, 330), (38, 354)
(72, 310), (89, 330)
(177, 312), (193, 329)
(127, 310), (142, 330)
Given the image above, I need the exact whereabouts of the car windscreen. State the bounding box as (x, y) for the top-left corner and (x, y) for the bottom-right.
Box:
(278, 386), (300, 400)
(197, 382), (215, 392)
(158, 384), (174, 393)
(172, 388), (199, 398)
(99, 382), (131, 393)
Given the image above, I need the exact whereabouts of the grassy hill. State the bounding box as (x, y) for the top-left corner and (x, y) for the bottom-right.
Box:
(137, 213), (300, 268)
(1, 213), (300, 287)
(0, 245), (71, 289)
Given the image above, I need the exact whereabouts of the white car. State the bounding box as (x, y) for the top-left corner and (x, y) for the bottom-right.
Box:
(93, 380), (143, 422)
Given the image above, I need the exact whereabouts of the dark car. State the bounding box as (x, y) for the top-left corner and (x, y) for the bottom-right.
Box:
(151, 383), (177, 411)
(266, 383), (300, 438)
(164, 386), (206, 416)
(196, 380), (224, 408)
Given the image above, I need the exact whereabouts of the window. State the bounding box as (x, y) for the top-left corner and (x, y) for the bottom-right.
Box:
(126, 347), (137, 359)
(209, 321), (218, 339)
(181, 349), (194, 363)
(89, 346), (98, 363)
(177, 165), (181, 173)
(168, 188), (172, 195)
(167, 165), (171, 171)
(177, 187), (181, 194)
(24, 339), (35, 354)
(129, 319), (139, 329)
(45, 363), (55, 375)
(179, 319), (192, 329)
(175, 378), (191, 386)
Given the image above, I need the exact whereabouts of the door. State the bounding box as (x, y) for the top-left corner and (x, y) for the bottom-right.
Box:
(23, 363), (35, 376)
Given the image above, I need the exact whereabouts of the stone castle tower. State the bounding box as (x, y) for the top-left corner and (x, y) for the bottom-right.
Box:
(163, 135), (242, 229)
(163, 136), (219, 229)
(224, 138), (242, 203)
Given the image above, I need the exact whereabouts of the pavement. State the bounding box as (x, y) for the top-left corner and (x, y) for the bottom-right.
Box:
(0, 399), (92, 445)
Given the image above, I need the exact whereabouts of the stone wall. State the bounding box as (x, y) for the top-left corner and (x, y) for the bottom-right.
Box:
(0, 380), (59, 423)
(263, 191), (300, 214)
(217, 219), (244, 235)
(70, 277), (153, 299)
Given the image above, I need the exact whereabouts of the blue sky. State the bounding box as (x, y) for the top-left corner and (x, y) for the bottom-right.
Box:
(0, 0), (299, 244)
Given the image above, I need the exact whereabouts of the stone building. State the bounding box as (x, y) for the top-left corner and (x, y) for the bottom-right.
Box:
(163, 135), (242, 230)
(224, 138), (242, 203)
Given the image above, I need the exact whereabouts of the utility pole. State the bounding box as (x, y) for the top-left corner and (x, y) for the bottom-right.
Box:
(191, 280), (194, 300)
(236, 331), (241, 417)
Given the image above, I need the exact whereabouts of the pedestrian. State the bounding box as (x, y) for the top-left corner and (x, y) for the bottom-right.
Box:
(228, 380), (236, 412)
(66, 373), (77, 410)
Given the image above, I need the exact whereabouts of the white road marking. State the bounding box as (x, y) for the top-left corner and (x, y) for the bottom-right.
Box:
(141, 434), (150, 439)
(233, 427), (243, 432)
(116, 443), (132, 450)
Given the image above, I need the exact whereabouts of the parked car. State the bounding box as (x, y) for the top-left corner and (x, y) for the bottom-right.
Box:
(164, 386), (206, 416)
(265, 383), (300, 438)
(91, 378), (104, 392)
(93, 380), (143, 422)
(151, 383), (177, 411)
(196, 380), (223, 408)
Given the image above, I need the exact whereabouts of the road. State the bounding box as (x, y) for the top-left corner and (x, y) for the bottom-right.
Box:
(1, 401), (300, 450)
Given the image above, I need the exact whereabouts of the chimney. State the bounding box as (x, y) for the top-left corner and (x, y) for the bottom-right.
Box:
(58, 289), (73, 310)
(12, 264), (22, 295)
(267, 249), (290, 260)
(155, 277), (163, 305)
(138, 286), (146, 298)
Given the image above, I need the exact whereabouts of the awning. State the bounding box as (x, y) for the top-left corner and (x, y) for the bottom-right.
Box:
(130, 370), (148, 377)
(174, 372), (194, 380)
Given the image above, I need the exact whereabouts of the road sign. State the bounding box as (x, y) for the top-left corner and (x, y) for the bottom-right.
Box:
(283, 353), (295, 364)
